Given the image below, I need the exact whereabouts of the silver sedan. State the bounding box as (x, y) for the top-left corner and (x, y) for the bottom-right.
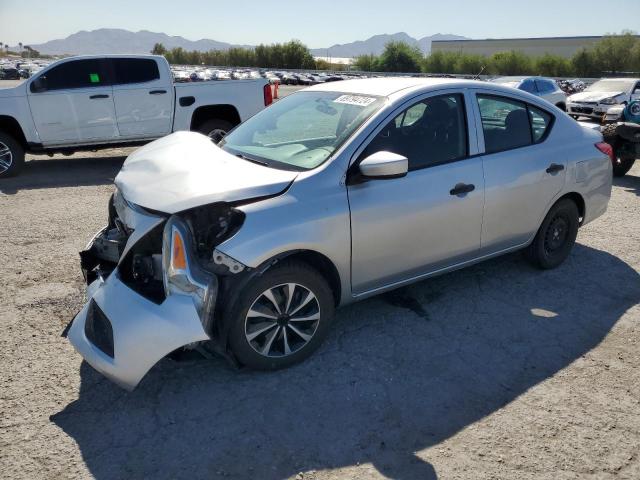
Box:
(67, 78), (613, 389)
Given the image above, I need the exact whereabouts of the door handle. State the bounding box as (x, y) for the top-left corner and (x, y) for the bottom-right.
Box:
(546, 163), (565, 174)
(89, 94), (109, 99)
(450, 183), (475, 196)
(149, 90), (167, 95)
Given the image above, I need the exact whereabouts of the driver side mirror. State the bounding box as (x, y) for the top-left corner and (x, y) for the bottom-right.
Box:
(30, 76), (47, 93)
(358, 151), (408, 179)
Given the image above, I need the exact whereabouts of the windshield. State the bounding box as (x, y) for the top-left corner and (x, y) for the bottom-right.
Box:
(219, 91), (385, 170)
(585, 79), (635, 93)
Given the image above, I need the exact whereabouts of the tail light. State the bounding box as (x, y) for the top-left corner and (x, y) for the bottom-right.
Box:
(263, 83), (273, 106)
(595, 142), (614, 162)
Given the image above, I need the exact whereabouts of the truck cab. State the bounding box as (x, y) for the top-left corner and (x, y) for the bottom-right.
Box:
(0, 55), (271, 177)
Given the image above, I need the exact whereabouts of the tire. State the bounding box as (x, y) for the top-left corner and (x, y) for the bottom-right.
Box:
(525, 199), (579, 270)
(0, 131), (25, 178)
(196, 119), (234, 144)
(227, 261), (335, 370)
(556, 102), (566, 112)
(612, 157), (635, 177)
(602, 124), (636, 177)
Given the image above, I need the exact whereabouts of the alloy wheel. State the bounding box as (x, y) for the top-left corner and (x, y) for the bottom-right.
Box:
(244, 283), (321, 358)
(0, 141), (13, 174)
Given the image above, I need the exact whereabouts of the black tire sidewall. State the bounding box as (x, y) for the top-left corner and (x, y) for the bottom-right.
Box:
(227, 261), (335, 370)
(0, 131), (25, 178)
(612, 157), (635, 177)
(527, 199), (579, 269)
(196, 119), (233, 141)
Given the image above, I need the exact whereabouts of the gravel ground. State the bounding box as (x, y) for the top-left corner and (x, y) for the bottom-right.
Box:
(1, 145), (640, 479)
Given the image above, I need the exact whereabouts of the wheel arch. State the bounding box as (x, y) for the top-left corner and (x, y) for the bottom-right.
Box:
(0, 115), (28, 148)
(261, 249), (342, 306)
(555, 192), (586, 225)
(190, 105), (241, 131)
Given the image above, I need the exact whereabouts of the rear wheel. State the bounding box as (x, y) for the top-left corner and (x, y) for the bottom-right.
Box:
(196, 119), (234, 144)
(0, 131), (25, 178)
(612, 157), (635, 177)
(525, 199), (579, 269)
(227, 261), (335, 370)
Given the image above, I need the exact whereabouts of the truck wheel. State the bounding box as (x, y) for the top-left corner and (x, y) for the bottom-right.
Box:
(197, 119), (233, 144)
(226, 260), (335, 370)
(0, 131), (25, 178)
(524, 199), (579, 270)
(612, 157), (635, 177)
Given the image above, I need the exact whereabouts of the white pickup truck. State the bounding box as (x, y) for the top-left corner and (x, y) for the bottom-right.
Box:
(0, 55), (273, 177)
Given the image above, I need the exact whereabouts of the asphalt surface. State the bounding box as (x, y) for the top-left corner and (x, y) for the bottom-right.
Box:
(0, 88), (639, 479)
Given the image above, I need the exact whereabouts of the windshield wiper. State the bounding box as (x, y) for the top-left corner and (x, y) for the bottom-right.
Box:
(236, 154), (269, 167)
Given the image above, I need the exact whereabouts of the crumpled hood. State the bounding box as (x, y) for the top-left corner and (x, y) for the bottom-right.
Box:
(568, 91), (623, 103)
(115, 131), (298, 214)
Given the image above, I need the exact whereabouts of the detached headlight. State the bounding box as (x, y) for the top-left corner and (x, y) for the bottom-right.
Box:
(600, 97), (617, 105)
(162, 216), (217, 331)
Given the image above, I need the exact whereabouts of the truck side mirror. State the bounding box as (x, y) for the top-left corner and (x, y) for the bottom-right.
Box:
(30, 76), (47, 93)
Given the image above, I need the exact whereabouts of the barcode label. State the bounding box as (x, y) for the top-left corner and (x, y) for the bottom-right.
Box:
(333, 95), (376, 107)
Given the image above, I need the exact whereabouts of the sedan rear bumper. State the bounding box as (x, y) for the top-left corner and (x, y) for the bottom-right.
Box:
(67, 270), (210, 390)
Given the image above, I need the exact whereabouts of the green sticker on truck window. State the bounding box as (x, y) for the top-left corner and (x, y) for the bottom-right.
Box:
(89, 73), (100, 83)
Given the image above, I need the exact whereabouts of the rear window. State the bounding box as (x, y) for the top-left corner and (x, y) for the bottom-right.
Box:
(112, 58), (160, 85)
(477, 94), (554, 154)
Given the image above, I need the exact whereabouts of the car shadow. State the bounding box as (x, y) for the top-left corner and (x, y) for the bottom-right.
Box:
(613, 170), (640, 197)
(0, 155), (125, 194)
(51, 244), (640, 479)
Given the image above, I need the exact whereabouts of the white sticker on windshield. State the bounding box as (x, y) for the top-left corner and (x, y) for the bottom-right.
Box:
(333, 94), (376, 107)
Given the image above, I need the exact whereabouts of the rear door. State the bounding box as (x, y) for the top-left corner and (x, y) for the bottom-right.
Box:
(110, 58), (173, 138)
(27, 58), (118, 144)
(473, 92), (566, 253)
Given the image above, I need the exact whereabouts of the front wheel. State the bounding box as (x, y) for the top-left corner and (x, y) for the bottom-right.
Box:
(227, 261), (335, 370)
(196, 119), (233, 144)
(0, 131), (25, 178)
(525, 199), (579, 269)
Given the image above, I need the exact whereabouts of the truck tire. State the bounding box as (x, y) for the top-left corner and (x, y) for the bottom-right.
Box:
(196, 119), (234, 144)
(0, 131), (25, 178)
(602, 123), (636, 177)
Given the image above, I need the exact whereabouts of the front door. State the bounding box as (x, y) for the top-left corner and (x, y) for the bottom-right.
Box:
(348, 92), (485, 295)
(27, 58), (118, 145)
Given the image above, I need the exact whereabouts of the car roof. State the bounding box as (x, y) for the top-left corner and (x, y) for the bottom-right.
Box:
(306, 77), (489, 97)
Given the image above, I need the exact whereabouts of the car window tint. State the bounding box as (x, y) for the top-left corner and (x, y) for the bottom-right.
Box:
(113, 58), (160, 84)
(529, 105), (552, 143)
(477, 95), (532, 153)
(41, 59), (109, 90)
(520, 79), (536, 93)
(363, 94), (468, 170)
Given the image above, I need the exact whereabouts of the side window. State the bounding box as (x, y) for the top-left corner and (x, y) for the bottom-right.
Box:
(529, 105), (552, 143)
(362, 94), (468, 170)
(520, 79), (536, 94)
(38, 59), (109, 91)
(477, 95), (532, 153)
(112, 58), (160, 85)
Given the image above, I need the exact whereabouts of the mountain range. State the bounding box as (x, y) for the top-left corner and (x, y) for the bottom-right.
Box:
(309, 32), (468, 57)
(12, 29), (468, 57)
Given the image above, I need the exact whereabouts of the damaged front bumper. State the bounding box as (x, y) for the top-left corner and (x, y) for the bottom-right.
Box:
(66, 192), (242, 390)
(67, 270), (210, 390)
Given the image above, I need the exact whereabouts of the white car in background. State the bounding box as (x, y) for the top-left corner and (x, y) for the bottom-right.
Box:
(490, 76), (567, 110)
(567, 78), (640, 120)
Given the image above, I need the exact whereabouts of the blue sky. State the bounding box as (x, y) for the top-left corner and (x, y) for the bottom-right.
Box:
(0, 0), (637, 48)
